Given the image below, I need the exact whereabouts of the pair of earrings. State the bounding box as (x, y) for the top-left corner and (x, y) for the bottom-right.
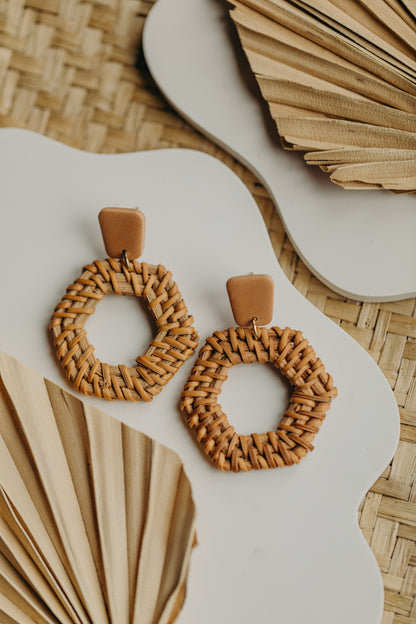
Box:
(49, 208), (336, 472)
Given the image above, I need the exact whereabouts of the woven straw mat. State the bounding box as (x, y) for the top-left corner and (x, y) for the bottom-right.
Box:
(1, 1), (416, 622)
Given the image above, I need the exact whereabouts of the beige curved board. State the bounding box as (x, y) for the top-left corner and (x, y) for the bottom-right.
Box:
(0, 128), (399, 623)
(143, 0), (416, 302)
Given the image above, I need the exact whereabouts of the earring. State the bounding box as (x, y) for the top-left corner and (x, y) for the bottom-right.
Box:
(180, 274), (337, 472)
(49, 207), (199, 401)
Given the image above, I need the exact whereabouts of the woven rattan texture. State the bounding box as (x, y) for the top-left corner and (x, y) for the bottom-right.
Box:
(181, 326), (336, 472)
(1, 0), (416, 619)
(49, 259), (199, 401)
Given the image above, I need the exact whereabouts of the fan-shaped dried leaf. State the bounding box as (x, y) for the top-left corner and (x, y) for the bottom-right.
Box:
(0, 351), (196, 624)
(228, 0), (416, 192)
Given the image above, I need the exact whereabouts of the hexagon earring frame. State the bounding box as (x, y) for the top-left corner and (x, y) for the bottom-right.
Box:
(49, 208), (199, 402)
(180, 274), (337, 472)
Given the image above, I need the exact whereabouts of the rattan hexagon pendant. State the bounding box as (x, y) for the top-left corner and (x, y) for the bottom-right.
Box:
(228, 0), (416, 192)
(49, 208), (199, 401)
(180, 274), (337, 472)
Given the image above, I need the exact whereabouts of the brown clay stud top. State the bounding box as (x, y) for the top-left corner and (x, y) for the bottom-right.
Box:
(226, 274), (274, 327)
(98, 207), (145, 260)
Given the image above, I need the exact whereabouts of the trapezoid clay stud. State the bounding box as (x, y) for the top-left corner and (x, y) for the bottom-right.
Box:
(180, 273), (337, 472)
(49, 207), (199, 401)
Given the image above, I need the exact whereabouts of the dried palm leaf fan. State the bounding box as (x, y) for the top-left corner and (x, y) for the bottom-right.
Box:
(227, 0), (416, 192)
(0, 350), (196, 624)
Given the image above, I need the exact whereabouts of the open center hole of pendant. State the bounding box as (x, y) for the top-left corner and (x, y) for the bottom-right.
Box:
(219, 361), (292, 435)
(85, 294), (154, 366)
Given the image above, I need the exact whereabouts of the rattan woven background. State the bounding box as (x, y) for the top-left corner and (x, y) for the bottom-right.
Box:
(0, 1), (415, 621)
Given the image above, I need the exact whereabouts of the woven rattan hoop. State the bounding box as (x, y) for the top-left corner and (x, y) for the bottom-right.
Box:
(49, 258), (199, 401)
(180, 326), (337, 472)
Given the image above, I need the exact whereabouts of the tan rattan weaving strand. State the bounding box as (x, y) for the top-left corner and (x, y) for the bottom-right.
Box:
(50, 258), (199, 401)
(181, 326), (337, 472)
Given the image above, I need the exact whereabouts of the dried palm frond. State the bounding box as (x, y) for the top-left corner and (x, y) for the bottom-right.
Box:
(228, 0), (416, 192)
(0, 351), (196, 624)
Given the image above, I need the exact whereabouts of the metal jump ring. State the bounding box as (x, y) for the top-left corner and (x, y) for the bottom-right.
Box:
(121, 249), (131, 270)
(250, 316), (259, 339)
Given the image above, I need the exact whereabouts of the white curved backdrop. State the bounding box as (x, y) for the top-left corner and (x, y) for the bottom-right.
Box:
(143, 0), (416, 302)
(0, 129), (399, 623)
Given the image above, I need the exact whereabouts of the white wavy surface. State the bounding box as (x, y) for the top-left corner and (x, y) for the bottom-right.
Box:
(143, 0), (416, 301)
(0, 129), (399, 623)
